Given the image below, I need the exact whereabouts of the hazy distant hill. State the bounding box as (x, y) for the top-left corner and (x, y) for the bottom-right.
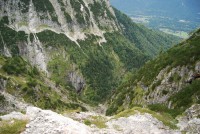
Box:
(111, 0), (200, 19)
(111, 0), (200, 38)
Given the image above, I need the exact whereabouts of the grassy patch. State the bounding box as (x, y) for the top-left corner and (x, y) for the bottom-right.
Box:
(114, 108), (137, 119)
(84, 116), (107, 129)
(148, 104), (182, 118)
(84, 120), (91, 126)
(0, 120), (28, 134)
(90, 116), (107, 128)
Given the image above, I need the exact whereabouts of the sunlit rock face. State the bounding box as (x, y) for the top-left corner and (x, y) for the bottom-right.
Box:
(0, 0), (119, 42)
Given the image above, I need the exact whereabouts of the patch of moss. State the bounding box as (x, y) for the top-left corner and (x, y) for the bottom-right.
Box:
(148, 104), (182, 118)
(90, 116), (107, 128)
(84, 120), (91, 126)
(0, 120), (28, 134)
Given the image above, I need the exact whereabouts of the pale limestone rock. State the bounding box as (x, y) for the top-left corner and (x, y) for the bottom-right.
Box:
(22, 107), (181, 134)
(177, 104), (200, 134)
(18, 34), (48, 74)
(0, 112), (27, 120)
(105, 113), (180, 134)
(22, 107), (91, 134)
(0, 91), (29, 112)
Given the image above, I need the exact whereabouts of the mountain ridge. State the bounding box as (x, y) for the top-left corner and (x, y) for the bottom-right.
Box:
(107, 28), (200, 116)
(0, 0), (179, 103)
(0, 0), (199, 133)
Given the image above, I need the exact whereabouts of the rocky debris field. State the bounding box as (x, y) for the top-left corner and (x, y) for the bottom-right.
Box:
(0, 106), (189, 134)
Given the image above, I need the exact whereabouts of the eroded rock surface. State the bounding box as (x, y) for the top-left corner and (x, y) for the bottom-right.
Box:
(0, 111), (27, 120)
(22, 107), (91, 134)
(20, 107), (181, 134)
(177, 104), (200, 134)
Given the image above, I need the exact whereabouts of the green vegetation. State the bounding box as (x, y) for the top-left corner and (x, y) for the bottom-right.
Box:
(113, 8), (180, 57)
(0, 95), (5, 103)
(169, 80), (200, 111)
(84, 116), (107, 128)
(0, 94), (6, 108)
(106, 85), (145, 116)
(36, 30), (148, 103)
(0, 120), (27, 134)
(89, 1), (114, 23)
(32, 0), (59, 23)
(84, 120), (92, 126)
(148, 104), (182, 118)
(152, 80), (162, 90)
(168, 73), (181, 83)
(0, 17), (26, 55)
(64, 12), (73, 23)
(107, 28), (200, 116)
(2, 57), (30, 76)
(70, 0), (90, 24)
(90, 116), (107, 128)
(132, 29), (200, 86)
(0, 1), (185, 107)
(2, 56), (40, 78)
(105, 32), (149, 71)
(58, 0), (73, 24)
(20, 0), (30, 13)
(0, 55), (86, 113)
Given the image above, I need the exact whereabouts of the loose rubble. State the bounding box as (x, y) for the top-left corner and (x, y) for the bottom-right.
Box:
(0, 106), (183, 134)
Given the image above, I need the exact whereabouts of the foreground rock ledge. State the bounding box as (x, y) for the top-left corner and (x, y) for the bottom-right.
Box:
(22, 107), (90, 134)
(9, 106), (179, 134)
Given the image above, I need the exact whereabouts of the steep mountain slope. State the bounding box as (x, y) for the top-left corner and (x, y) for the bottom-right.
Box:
(114, 8), (180, 57)
(0, 55), (87, 114)
(0, 1), (199, 133)
(107, 28), (200, 117)
(0, 0), (179, 106)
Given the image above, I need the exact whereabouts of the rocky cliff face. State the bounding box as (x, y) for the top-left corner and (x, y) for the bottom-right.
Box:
(0, 0), (120, 95)
(0, 0), (180, 103)
(0, 0), (118, 43)
(18, 34), (48, 74)
(144, 61), (200, 106)
(0, 0), (119, 73)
